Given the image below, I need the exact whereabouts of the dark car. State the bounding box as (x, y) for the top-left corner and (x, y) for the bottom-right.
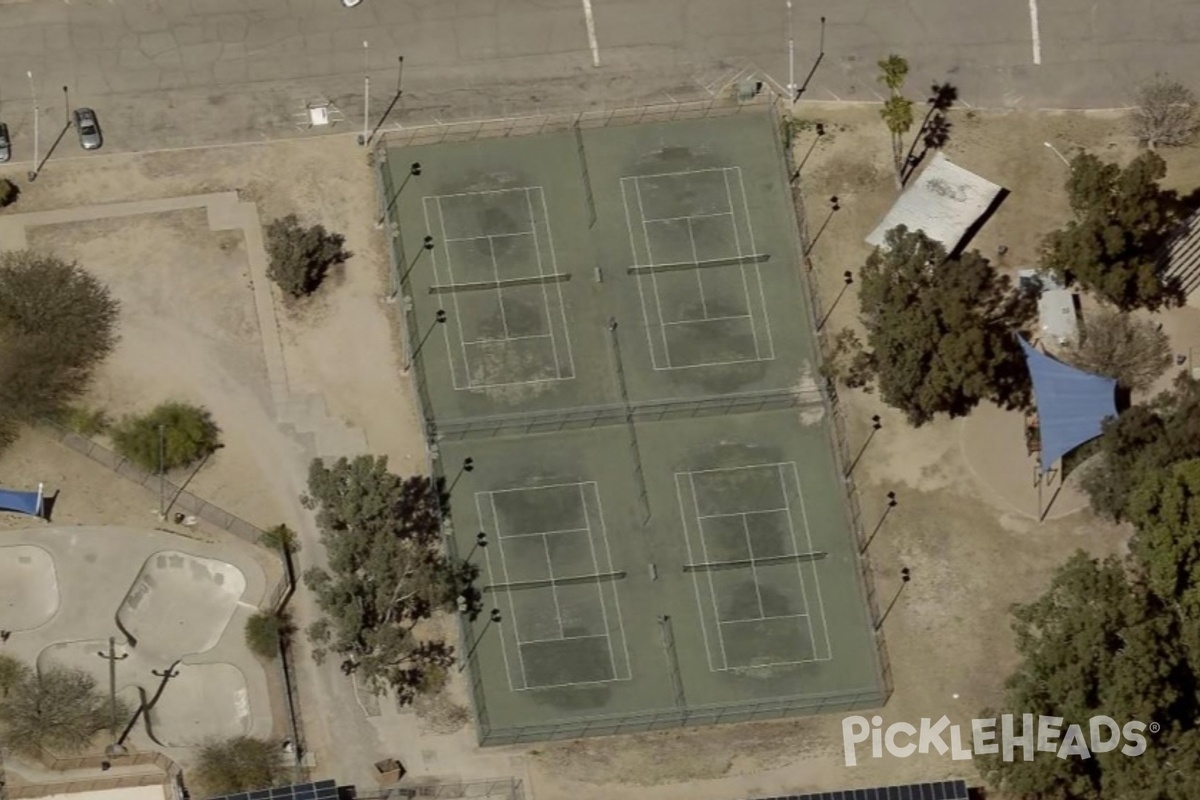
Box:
(0, 124), (10, 163)
(73, 108), (102, 150)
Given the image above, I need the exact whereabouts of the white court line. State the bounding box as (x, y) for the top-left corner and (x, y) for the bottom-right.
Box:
(740, 514), (766, 618)
(518, 632), (611, 646)
(1029, 0), (1042, 65)
(489, 493), (532, 688)
(591, 481), (632, 679)
(581, 0), (601, 67)
(645, 211), (735, 224)
(633, 178), (674, 367)
(578, 483), (620, 681)
(662, 311), (753, 326)
(540, 536), (566, 638)
(786, 461), (833, 659)
(477, 492), (520, 691)
(722, 168), (761, 360)
(688, 462), (781, 477)
(434, 197), (475, 390)
(688, 472), (731, 670)
(735, 167), (775, 360)
(433, 187), (537, 200)
(535, 187), (576, 380)
(775, 463), (818, 654)
(490, 479), (594, 494)
(698, 506), (791, 520)
(526, 188), (565, 380)
(632, 166), (732, 181)
(423, 198), (466, 391)
(495, 525), (592, 540)
(720, 612), (810, 625)
(444, 231), (535, 243)
(487, 236), (511, 338)
(685, 218), (709, 318)
(674, 473), (719, 672)
(621, 178), (664, 370)
(465, 333), (554, 346)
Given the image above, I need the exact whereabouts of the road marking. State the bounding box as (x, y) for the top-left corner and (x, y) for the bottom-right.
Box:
(581, 0), (601, 67)
(1029, 0), (1042, 65)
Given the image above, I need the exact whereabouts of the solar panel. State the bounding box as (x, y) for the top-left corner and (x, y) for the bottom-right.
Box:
(207, 780), (343, 800)
(747, 780), (969, 800)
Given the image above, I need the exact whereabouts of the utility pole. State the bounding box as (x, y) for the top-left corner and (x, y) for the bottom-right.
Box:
(97, 637), (129, 756)
(360, 41), (370, 146)
(158, 424), (166, 519)
(27, 71), (38, 181)
(786, 0), (795, 111)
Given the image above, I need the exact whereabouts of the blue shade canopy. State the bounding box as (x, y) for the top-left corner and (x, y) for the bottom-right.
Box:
(0, 485), (42, 517)
(1019, 337), (1118, 473)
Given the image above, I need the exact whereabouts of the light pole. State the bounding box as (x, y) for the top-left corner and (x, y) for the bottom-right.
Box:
(795, 122), (825, 177)
(846, 414), (882, 477)
(97, 637), (128, 752)
(804, 195), (840, 256)
(157, 424), (166, 519)
(459, 609), (501, 671)
(861, 491), (897, 554)
(1044, 141), (1070, 167)
(359, 41), (370, 146)
(875, 567), (911, 631)
(448, 457), (475, 493)
(786, 0), (795, 112)
(465, 531), (488, 562)
(404, 308), (447, 371)
(365, 56), (404, 147)
(27, 71), (38, 182)
(817, 270), (853, 330)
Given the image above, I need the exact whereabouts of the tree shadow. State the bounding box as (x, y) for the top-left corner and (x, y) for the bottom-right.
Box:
(901, 82), (958, 185)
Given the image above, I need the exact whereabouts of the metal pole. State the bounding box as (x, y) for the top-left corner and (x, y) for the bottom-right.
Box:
(787, 0), (795, 109)
(27, 71), (38, 180)
(158, 424), (165, 518)
(361, 41), (370, 145)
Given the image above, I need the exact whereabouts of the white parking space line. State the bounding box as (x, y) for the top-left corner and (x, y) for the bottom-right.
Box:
(1029, 0), (1042, 65)
(582, 0), (601, 67)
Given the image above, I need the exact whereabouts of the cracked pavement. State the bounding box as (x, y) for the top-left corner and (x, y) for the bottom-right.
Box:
(0, 0), (1196, 155)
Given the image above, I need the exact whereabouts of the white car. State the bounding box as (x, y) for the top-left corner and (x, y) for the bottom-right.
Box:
(342, 0), (362, 6)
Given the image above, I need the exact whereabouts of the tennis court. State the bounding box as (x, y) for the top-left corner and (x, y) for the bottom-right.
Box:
(377, 108), (886, 744)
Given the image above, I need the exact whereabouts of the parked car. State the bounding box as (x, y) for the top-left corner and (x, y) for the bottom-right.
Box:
(0, 123), (10, 162)
(73, 108), (102, 150)
(342, 0), (362, 6)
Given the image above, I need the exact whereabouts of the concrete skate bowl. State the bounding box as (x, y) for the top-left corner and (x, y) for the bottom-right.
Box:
(146, 662), (252, 746)
(0, 545), (60, 630)
(117, 551), (246, 662)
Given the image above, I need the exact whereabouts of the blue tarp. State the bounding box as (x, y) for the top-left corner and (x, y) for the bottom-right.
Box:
(0, 486), (42, 518)
(1019, 337), (1118, 473)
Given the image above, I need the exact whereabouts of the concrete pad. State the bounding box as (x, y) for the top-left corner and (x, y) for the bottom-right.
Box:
(149, 662), (252, 746)
(36, 639), (134, 691)
(116, 551), (246, 661)
(0, 545), (60, 631)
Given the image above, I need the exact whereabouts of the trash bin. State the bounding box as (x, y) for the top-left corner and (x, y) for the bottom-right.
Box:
(374, 758), (405, 785)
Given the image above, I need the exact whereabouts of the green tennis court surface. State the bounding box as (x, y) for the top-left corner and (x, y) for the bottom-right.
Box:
(379, 110), (886, 744)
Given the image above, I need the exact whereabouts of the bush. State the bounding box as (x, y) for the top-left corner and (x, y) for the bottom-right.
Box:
(265, 214), (349, 297)
(0, 662), (125, 756)
(112, 402), (221, 473)
(245, 610), (295, 660)
(191, 736), (289, 797)
(60, 405), (111, 437)
(0, 179), (18, 208)
(1131, 74), (1198, 150)
(259, 524), (300, 554)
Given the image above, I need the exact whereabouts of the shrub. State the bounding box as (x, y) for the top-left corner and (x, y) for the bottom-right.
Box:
(245, 610), (295, 660)
(0, 662), (124, 756)
(112, 402), (221, 473)
(265, 214), (349, 297)
(192, 736), (288, 797)
(60, 405), (111, 437)
(259, 524), (300, 554)
(0, 179), (18, 209)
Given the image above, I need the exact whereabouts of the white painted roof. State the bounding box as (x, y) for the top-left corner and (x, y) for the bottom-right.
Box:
(866, 152), (1005, 252)
(1038, 288), (1079, 346)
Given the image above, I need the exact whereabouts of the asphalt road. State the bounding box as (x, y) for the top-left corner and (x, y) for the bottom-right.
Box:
(0, 0), (1196, 158)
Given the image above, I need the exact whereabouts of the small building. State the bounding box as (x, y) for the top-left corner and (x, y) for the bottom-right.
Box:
(1037, 287), (1079, 347)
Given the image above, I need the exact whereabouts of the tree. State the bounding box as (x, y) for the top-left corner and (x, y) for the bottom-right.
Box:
(820, 327), (875, 390)
(979, 552), (1200, 800)
(0, 252), (119, 428)
(1132, 74), (1198, 150)
(191, 736), (289, 797)
(900, 83), (958, 182)
(0, 179), (18, 208)
(855, 226), (1034, 425)
(0, 663), (126, 756)
(245, 610), (296, 660)
(265, 214), (349, 297)
(301, 455), (475, 704)
(259, 523), (300, 554)
(1039, 151), (1184, 311)
(0, 655), (26, 698)
(112, 401), (221, 473)
(1080, 374), (1200, 520)
(877, 55), (913, 186)
(1058, 307), (1173, 392)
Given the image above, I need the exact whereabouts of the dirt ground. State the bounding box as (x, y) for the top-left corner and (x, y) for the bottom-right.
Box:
(1, 107), (1198, 798)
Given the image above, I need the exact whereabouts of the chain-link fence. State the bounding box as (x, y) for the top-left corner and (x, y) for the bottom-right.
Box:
(356, 778), (523, 800)
(770, 101), (894, 701)
(0, 749), (181, 800)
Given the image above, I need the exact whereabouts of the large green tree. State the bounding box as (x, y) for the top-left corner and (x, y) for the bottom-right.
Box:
(302, 455), (473, 703)
(1080, 374), (1200, 520)
(855, 226), (1034, 425)
(981, 553), (1200, 800)
(1040, 152), (1184, 311)
(1058, 307), (1172, 393)
(0, 252), (119, 442)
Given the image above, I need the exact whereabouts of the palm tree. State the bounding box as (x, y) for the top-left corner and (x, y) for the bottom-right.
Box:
(877, 55), (913, 187)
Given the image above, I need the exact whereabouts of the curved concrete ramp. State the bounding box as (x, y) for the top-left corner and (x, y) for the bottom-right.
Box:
(0, 545), (60, 630)
(117, 551), (246, 661)
(149, 662), (252, 746)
